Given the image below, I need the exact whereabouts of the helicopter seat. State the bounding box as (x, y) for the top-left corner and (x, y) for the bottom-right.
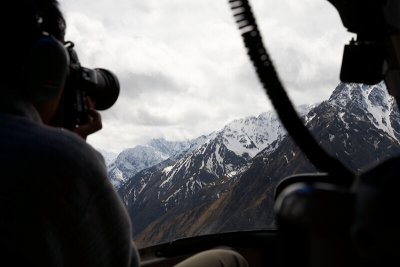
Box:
(274, 175), (359, 267)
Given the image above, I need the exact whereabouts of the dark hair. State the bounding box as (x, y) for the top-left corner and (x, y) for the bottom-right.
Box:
(35, 0), (66, 41)
(6, 0), (65, 52)
(2, 0), (66, 95)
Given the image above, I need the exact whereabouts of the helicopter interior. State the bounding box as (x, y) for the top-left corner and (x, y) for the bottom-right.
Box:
(133, 0), (400, 267)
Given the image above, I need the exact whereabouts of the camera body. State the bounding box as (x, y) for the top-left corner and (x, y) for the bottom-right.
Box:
(61, 41), (120, 129)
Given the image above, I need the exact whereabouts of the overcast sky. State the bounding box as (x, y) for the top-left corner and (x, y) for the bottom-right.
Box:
(59, 0), (354, 154)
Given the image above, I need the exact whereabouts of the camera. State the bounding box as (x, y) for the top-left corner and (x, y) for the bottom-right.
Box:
(61, 41), (120, 129)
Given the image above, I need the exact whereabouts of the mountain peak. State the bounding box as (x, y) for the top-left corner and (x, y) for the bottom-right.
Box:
(329, 82), (390, 108)
(327, 82), (399, 142)
(118, 82), (400, 247)
(218, 111), (285, 158)
(147, 138), (190, 157)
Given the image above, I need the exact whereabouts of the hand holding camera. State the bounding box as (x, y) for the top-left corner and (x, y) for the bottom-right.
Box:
(71, 96), (103, 140)
(61, 41), (120, 130)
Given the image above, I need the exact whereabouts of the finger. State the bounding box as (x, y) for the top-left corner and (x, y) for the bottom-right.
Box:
(87, 109), (102, 123)
(85, 96), (96, 109)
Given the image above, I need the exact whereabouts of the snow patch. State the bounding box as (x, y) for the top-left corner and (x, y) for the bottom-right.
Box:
(339, 112), (350, 130)
(361, 86), (398, 142)
(227, 171), (237, 177)
(221, 112), (285, 158)
(162, 166), (173, 175)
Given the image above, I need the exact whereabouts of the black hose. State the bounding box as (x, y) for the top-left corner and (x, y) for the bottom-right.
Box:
(228, 0), (354, 186)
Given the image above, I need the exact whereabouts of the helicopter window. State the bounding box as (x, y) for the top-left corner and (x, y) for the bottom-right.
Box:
(60, 0), (398, 249)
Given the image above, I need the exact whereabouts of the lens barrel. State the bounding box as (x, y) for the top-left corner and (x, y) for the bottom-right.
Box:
(89, 68), (120, 110)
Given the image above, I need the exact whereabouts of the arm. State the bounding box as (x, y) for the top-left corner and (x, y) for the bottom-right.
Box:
(76, 176), (140, 267)
(54, 138), (139, 267)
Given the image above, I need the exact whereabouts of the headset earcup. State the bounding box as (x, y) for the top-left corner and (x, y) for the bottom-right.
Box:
(28, 35), (69, 101)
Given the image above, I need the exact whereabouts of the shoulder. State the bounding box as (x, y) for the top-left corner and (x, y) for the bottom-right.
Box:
(1, 113), (109, 189)
(41, 125), (107, 183)
(18, 117), (107, 186)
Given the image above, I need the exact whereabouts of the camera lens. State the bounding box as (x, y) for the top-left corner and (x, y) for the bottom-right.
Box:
(90, 68), (120, 110)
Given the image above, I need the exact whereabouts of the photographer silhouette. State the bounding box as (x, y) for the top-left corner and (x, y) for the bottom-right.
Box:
(0, 1), (248, 266)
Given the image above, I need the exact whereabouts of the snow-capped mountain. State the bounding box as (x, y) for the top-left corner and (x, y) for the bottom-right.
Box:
(221, 112), (285, 158)
(97, 149), (118, 166)
(147, 138), (190, 159)
(327, 82), (400, 142)
(118, 110), (287, 242)
(110, 111), (286, 192)
(203, 81), (400, 235)
(118, 82), (400, 248)
(301, 82), (400, 172)
(107, 137), (214, 189)
(108, 145), (170, 188)
(154, 111), (286, 209)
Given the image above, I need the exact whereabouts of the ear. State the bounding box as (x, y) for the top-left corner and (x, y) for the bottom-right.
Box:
(27, 34), (69, 101)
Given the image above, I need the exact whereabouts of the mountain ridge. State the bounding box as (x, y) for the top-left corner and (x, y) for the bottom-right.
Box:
(110, 82), (400, 248)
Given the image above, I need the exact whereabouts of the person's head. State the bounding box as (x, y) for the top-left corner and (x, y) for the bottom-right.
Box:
(2, 0), (69, 123)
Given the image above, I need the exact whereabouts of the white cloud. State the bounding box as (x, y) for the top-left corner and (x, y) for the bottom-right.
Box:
(59, 0), (353, 154)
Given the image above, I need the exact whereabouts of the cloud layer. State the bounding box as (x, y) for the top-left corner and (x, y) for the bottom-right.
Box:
(59, 0), (353, 153)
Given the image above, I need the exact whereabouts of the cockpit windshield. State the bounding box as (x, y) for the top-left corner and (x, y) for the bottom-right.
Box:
(60, 0), (399, 249)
